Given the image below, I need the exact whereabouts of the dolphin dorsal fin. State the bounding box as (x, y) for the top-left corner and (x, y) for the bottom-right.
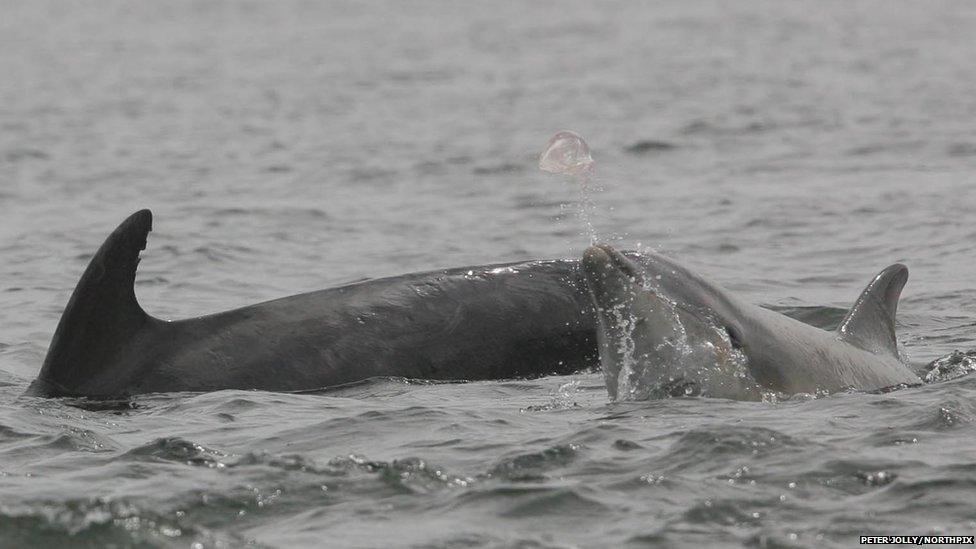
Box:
(836, 264), (908, 357)
(28, 210), (153, 396)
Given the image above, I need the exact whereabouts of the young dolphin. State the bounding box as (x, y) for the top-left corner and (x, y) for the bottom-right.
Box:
(581, 244), (922, 400)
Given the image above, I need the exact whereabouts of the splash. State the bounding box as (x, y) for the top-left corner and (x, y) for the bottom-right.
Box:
(923, 350), (976, 383)
(616, 288), (689, 401)
(539, 131), (598, 243)
(520, 379), (583, 412)
(607, 300), (640, 399)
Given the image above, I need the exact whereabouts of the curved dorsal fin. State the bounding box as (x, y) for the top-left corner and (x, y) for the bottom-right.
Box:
(836, 264), (908, 357)
(27, 210), (153, 396)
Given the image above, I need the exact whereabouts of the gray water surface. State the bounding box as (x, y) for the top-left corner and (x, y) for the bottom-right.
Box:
(2, 1), (976, 547)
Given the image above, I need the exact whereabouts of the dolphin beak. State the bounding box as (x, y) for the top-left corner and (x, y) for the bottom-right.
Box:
(582, 244), (651, 401)
(596, 244), (643, 281)
(581, 246), (614, 302)
(581, 245), (643, 302)
(581, 245), (611, 277)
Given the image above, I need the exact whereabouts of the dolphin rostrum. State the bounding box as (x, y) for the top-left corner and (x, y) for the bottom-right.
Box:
(580, 244), (922, 400)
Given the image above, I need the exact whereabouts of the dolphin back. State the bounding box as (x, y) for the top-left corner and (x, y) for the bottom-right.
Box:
(26, 210), (154, 397)
(26, 210), (603, 397)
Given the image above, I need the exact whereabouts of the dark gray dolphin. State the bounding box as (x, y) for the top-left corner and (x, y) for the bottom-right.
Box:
(27, 210), (600, 398)
(581, 245), (922, 400)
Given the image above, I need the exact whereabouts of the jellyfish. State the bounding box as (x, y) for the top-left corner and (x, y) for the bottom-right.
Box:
(538, 131), (594, 175)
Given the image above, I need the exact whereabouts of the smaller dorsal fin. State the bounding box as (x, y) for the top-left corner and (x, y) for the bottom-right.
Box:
(836, 264), (908, 357)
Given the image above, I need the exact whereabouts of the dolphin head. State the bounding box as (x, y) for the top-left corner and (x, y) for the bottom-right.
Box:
(582, 245), (762, 401)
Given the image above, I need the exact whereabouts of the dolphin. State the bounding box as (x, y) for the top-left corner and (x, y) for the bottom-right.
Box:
(580, 244), (922, 400)
(26, 210), (602, 398)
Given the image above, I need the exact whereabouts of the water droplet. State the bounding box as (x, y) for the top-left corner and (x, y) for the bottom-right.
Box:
(539, 131), (594, 175)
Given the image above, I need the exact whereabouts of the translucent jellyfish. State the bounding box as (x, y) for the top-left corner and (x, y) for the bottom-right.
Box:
(538, 131), (594, 175)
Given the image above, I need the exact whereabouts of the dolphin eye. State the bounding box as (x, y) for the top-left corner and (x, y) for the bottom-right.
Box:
(726, 326), (743, 349)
